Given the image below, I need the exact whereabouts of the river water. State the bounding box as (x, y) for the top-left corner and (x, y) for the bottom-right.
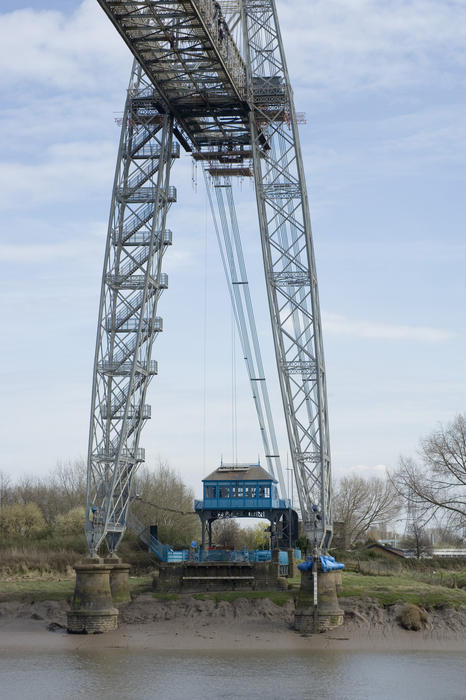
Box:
(1, 649), (465, 699)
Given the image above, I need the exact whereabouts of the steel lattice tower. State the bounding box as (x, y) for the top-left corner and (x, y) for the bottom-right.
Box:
(242, 1), (332, 548)
(86, 64), (178, 555)
(87, 0), (332, 555)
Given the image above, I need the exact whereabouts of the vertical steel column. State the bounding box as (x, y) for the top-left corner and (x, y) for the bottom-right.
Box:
(242, 0), (332, 549)
(85, 62), (178, 556)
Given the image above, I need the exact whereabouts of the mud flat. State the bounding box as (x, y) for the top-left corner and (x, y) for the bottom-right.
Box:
(0, 594), (465, 653)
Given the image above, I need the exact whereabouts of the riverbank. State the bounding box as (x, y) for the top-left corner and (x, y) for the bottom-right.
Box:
(0, 592), (465, 653)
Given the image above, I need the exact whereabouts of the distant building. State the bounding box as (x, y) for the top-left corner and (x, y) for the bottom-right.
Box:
(365, 542), (406, 559)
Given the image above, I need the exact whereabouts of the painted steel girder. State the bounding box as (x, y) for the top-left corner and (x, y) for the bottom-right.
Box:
(96, 0), (250, 149)
(86, 64), (177, 555)
(243, 0), (332, 550)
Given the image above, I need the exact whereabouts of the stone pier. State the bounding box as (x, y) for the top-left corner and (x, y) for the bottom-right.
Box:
(67, 557), (119, 633)
(294, 568), (344, 633)
(105, 555), (131, 604)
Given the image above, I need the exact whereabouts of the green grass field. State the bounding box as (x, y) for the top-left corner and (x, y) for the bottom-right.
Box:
(339, 571), (466, 609)
(0, 575), (153, 603)
(1, 569), (465, 609)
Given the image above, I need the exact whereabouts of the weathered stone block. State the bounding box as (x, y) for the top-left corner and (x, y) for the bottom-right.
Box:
(67, 558), (119, 634)
(294, 569), (344, 633)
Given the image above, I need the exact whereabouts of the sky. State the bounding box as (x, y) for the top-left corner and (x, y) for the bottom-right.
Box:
(0, 0), (465, 501)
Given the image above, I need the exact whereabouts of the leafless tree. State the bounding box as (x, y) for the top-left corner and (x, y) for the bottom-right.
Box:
(212, 518), (244, 549)
(333, 474), (401, 547)
(392, 414), (466, 530)
(131, 461), (200, 546)
(0, 471), (12, 509)
(9, 459), (86, 524)
(402, 521), (433, 559)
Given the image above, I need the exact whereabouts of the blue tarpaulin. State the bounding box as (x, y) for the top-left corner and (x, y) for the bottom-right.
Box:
(297, 554), (345, 572)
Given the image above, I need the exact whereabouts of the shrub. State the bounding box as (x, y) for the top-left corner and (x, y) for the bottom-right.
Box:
(53, 506), (85, 536)
(0, 503), (46, 537)
(399, 603), (428, 631)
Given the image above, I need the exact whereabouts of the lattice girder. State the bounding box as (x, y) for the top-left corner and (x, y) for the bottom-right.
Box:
(242, 0), (332, 548)
(86, 63), (177, 555)
(96, 0), (250, 149)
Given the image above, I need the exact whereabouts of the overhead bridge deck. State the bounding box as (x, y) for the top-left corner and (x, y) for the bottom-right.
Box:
(97, 0), (250, 150)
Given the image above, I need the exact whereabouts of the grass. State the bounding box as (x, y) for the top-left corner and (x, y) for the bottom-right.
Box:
(0, 575), (153, 603)
(0, 546), (84, 576)
(339, 571), (466, 610)
(1, 555), (465, 612)
(0, 578), (76, 603)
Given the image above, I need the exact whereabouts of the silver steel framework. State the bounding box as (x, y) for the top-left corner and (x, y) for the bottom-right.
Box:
(241, 0), (332, 548)
(89, 0), (332, 554)
(86, 62), (178, 555)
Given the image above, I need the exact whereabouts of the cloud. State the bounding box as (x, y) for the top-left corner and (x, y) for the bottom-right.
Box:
(0, 238), (99, 264)
(0, 1), (128, 91)
(0, 140), (116, 209)
(322, 312), (454, 342)
(3, 0), (465, 103)
(279, 0), (466, 98)
(333, 462), (389, 479)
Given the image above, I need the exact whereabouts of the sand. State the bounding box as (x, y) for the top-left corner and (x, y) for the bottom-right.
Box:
(0, 595), (465, 653)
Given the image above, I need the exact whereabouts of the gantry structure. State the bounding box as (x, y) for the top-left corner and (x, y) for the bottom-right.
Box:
(86, 0), (332, 556)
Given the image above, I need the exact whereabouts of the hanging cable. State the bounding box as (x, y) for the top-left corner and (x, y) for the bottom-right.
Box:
(202, 168), (287, 498)
(231, 308), (239, 464)
(202, 184), (208, 472)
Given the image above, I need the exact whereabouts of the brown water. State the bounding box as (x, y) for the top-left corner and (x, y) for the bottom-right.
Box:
(0, 649), (465, 699)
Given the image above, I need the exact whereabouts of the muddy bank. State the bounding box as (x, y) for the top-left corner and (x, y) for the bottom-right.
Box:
(0, 594), (465, 652)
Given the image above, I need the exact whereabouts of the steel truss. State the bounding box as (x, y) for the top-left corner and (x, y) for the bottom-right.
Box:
(86, 62), (178, 555)
(241, 0), (332, 548)
(90, 0), (333, 555)
(97, 0), (249, 150)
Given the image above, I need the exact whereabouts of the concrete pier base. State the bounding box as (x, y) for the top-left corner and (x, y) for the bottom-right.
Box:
(294, 569), (344, 633)
(105, 555), (131, 604)
(67, 557), (119, 634)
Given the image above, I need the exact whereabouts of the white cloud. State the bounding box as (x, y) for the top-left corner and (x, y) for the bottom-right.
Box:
(0, 239), (98, 264)
(280, 0), (466, 97)
(0, 139), (116, 209)
(333, 462), (389, 479)
(0, 1), (128, 91)
(322, 311), (454, 342)
(3, 0), (465, 102)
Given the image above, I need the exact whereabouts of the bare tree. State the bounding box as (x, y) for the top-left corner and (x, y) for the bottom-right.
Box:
(9, 460), (87, 524)
(333, 474), (401, 547)
(50, 459), (86, 511)
(131, 462), (200, 546)
(212, 519), (244, 549)
(0, 471), (11, 510)
(393, 414), (466, 529)
(402, 521), (433, 559)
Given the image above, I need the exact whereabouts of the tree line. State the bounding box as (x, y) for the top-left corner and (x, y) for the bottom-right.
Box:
(333, 413), (465, 551)
(0, 413), (464, 551)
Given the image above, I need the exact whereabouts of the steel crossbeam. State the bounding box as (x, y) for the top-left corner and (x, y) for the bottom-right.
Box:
(86, 62), (178, 555)
(96, 0), (250, 149)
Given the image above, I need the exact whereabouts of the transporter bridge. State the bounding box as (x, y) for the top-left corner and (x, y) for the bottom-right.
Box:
(85, 0), (332, 566)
